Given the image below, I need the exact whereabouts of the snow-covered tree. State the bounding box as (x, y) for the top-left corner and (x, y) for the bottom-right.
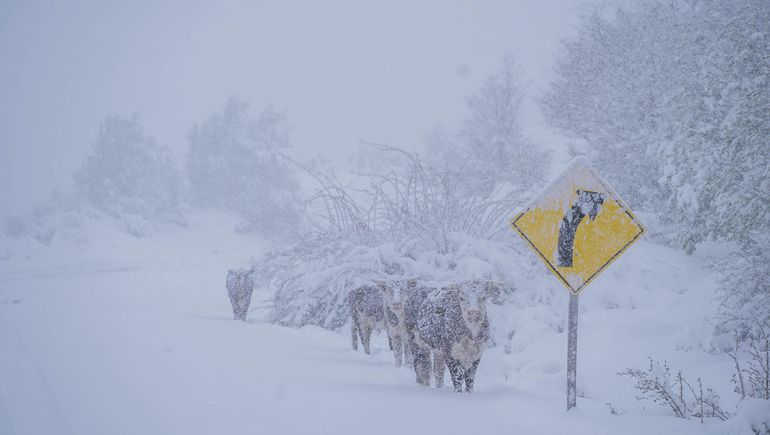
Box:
(74, 114), (182, 223)
(662, 0), (770, 251)
(186, 98), (302, 238)
(542, 0), (770, 346)
(541, 0), (769, 252)
(429, 56), (549, 198)
(541, 2), (682, 211)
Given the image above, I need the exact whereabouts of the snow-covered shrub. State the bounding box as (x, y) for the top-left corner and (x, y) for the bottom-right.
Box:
(186, 98), (302, 240)
(726, 323), (770, 401)
(260, 56), (557, 350)
(744, 329), (770, 401)
(261, 144), (561, 346)
(74, 114), (183, 225)
(714, 232), (770, 342)
(619, 358), (729, 422)
(262, 239), (407, 329)
(2, 189), (167, 244)
(260, 231), (544, 336)
(3, 191), (95, 245)
(350, 144), (520, 252)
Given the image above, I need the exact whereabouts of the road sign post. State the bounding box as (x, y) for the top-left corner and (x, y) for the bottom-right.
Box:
(510, 156), (644, 411)
(567, 292), (578, 410)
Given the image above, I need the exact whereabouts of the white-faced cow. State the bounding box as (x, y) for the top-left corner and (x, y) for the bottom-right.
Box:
(348, 284), (387, 354)
(226, 268), (255, 322)
(379, 279), (411, 367)
(413, 282), (493, 392)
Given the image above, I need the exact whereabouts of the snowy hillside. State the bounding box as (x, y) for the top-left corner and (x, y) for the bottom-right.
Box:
(1, 213), (764, 435)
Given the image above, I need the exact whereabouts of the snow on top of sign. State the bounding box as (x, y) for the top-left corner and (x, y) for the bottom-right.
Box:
(516, 155), (629, 214)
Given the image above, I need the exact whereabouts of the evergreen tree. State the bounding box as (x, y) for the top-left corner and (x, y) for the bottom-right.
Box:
(74, 115), (182, 223)
(186, 98), (302, 238)
(428, 56), (550, 199)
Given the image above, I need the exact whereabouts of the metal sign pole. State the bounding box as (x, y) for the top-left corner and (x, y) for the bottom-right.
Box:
(567, 292), (579, 410)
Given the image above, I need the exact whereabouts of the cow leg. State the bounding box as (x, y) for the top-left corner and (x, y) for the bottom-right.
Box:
(361, 323), (373, 355)
(388, 332), (394, 351)
(464, 359), (480, 393)
(232, 294), (242, 321)
(392, 334), (403, 367)
(433, 350), (445, 388)
(446, 357), (465, 393)
(351, 315), (359, 351)
(412, 343), (431, 386)
(228, 292), (239, 320)
(241, 291), (252, 319)
(234, 297), (243, 321)
(404, 338), (414, 365)
(237, 295), (248, 321)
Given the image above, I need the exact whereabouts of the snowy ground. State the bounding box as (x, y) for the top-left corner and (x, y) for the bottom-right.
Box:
(0, 213), (753, 434)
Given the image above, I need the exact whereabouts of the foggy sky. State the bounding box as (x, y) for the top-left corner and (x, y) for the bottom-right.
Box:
(0, 0), (589, 219)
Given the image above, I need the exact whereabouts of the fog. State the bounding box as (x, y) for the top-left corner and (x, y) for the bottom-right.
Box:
(0, 0), (585, 218)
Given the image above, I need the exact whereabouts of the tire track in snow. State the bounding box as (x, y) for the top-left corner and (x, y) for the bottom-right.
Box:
(0, 265), (146, 284)
(0, 256), (240, 284)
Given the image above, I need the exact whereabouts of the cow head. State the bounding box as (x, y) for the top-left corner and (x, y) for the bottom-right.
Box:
(455, 282), (489, 339)
(377, 279), (406, 322)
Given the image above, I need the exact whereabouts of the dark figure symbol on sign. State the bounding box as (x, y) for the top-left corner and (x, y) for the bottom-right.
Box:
(557, 190), (605, 267)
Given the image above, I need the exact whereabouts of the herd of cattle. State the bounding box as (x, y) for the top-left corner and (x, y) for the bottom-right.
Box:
(226, 269), (499, 393)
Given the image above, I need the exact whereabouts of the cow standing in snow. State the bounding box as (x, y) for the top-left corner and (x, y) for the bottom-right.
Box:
(226, 269), (255, 322)
(348, 284), (387, 354)
(379, 280), (411, 367)
(413, 282), (492, 392)
(403, 279), (435, 386)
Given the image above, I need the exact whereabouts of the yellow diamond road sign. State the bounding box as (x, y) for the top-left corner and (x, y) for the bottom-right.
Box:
(511, 156), (644, 295)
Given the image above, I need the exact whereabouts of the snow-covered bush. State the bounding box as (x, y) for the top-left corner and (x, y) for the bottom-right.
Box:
(260, 230), (545, 337)
(3, 191), (95, 245)
(725, 323), (770, 401)
(2, 190), (168, 244)
(74, 114), (183, 225)
(619, 358), (729, 422)
(714, 232), (770, 342)
(261, 148), (550, 336)
(186, 98), (302, 240)
(260, 57), (552, 338)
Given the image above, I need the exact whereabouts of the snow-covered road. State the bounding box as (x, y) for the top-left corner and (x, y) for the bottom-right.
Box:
(0, 262), (716, 435)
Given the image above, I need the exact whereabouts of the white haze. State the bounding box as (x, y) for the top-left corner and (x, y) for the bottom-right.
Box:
(0, 0), (588, 219)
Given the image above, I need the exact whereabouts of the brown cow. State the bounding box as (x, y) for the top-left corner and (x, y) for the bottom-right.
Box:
(412, 281), (495, 392)
(348, 284), (387, 354)
(226, 269), (255, 321)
